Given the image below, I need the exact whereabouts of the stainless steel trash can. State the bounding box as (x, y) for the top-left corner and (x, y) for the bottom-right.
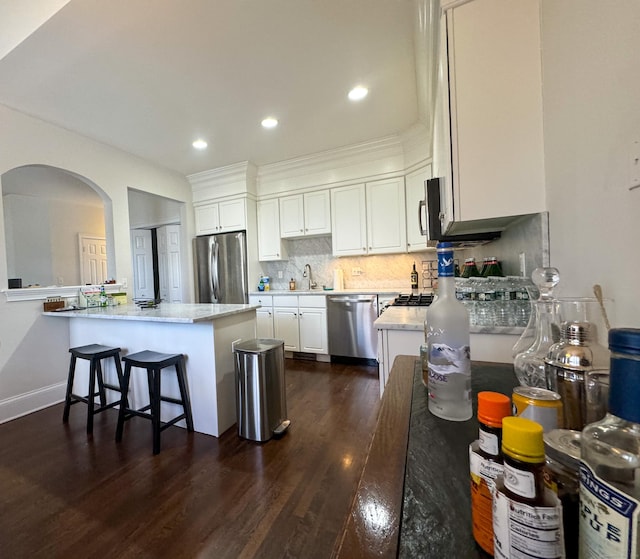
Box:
(233, 338), (289, 442)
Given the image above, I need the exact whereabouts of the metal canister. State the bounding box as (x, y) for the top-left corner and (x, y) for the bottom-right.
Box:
(512, 386), (563, 432)
(544, 321), (610, 430)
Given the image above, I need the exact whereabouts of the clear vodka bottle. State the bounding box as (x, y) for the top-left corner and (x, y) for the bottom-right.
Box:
(426, 242), (471, 421)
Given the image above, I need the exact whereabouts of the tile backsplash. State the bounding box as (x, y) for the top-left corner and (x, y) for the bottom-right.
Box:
(259, 212), (549, 292)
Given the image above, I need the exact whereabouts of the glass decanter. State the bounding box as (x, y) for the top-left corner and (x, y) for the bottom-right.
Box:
(513, 267), (562, 387)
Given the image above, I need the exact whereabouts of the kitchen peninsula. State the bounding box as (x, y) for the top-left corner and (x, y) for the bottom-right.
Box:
(375, 306), (522, 395)
(43, 303), (258, 437)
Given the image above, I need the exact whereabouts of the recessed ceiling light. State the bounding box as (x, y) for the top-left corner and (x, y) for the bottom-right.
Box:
(348, 86), (369, 101)
(192, 139), (208, 150)
(261, 117), (278, 129)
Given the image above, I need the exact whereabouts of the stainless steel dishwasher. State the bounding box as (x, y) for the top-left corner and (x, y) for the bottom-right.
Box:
(327, 294), (378, 360)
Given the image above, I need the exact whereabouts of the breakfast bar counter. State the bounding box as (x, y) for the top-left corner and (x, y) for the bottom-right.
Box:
(43, 303), (258, 437)
(335, 355), (518, 558)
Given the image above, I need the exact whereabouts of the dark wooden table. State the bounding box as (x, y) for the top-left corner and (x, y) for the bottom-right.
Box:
(334, 355), (518, 558)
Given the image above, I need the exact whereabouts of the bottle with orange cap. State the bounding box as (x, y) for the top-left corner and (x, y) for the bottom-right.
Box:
(493, 417), (565, 559)
(469, 391), (512, 555)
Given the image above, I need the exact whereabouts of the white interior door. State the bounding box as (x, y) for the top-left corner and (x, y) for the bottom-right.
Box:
(79, 235), (107, 285)
(131, 229), (154, 300)
(156, 224), (183, 303)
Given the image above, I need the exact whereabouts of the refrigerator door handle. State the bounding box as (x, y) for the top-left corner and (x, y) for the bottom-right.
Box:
(211, 240), (220, 303)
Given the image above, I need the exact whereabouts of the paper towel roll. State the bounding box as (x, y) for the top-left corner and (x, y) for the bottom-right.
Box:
(333, 269), (344, 290)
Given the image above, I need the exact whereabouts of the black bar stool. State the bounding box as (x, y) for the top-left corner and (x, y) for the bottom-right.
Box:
(116, 350), (194, 455)
(63, 344), (124, 434)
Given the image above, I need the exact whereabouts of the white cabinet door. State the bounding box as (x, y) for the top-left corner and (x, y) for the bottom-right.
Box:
(445, 0), (545, 226)
(195, 199), (246, 235)
(331, 184), (367, 256)
(194, 204), (220, 235)
(299, 307), (328, 354)
(280, 190), (331, 238)
(279, 195), (305, 238)
(257, 199), (288, 261)
(218, 198), (246, 232)
(405, 166), (432, 252)
(250, 295), (274, 338)
(366, 178), (407, 255)
(255, 309), (274, 338)
(273, 307), (300, 351)
(303, 190), (331, 236)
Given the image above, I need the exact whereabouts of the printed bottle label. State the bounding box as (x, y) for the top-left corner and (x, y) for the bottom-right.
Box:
(470, 443), (503, 555)
(579, 461), (640, 558)
(479, 428), (500, 456)
(493, 486), (565, 559)
(504, 462), (537, 499)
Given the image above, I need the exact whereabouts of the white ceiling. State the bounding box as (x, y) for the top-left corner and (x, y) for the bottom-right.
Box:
(0, 0), (424, 177)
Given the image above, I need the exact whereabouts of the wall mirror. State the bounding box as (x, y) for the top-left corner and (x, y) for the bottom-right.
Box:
(2, 164), (107, 287)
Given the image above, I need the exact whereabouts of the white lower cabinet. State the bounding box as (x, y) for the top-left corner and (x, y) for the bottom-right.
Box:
(378, 329), (423, 397)
(249, 295), (274, 338)
(273, 295), (327, 354)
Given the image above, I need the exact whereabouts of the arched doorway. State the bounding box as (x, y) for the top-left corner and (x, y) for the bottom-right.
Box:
(1, 164), (113, 287)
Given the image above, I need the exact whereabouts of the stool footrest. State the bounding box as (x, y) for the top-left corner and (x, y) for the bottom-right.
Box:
(116, 350), (194, 454)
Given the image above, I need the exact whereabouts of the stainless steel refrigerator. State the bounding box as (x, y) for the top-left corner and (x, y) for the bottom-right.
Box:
(194, 231), (249, 304)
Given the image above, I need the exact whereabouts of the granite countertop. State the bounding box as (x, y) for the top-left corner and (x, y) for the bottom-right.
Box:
(336, 355), (518, 559)
(250, 288), (409, 297)
(374, 305), (524, 335)
(42, 302), (259, 323)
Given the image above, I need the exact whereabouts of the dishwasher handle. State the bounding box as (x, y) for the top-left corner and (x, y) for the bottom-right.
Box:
(328, 295), (377, 304)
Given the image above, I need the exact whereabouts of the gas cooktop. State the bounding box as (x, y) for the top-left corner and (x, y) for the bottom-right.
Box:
(391, 293), (434, 307)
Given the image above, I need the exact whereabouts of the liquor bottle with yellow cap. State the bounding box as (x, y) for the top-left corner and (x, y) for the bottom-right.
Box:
(493, 416), (565, 559)
(469, 391), (512, 556)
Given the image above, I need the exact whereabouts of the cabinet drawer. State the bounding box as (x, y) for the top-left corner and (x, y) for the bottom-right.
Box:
(249, 295), (273, 307)
(298, 295), (326, 308)
(273, 295), (298, 307)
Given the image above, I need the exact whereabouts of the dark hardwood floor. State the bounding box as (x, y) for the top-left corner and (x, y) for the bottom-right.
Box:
(0, 359), (380, 559)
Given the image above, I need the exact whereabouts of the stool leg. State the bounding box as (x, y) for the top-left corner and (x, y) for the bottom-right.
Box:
(175, 359), (194, 432)
(87, 359), (98, 434)
(115, 362), (132, 443)
(112, 354), (127, 408)
(150, 368), (162, 455)
(95, 359), (107, 408)
(62, 355), (77, 423)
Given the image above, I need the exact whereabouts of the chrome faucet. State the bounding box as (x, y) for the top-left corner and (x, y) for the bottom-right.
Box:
(303, 264), (317, 290)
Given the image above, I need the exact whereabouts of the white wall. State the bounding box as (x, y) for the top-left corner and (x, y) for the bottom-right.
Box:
(541, 0), (640, 329)
(0, 103), (193, 422)
(4, 193), (105, 286)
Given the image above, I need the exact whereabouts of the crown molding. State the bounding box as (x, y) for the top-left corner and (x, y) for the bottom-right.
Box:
(187, 161), (257, 203)
(257, 135), (405, 195)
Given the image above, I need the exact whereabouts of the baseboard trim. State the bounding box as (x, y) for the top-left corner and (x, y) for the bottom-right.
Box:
(0, 383), (66, 424)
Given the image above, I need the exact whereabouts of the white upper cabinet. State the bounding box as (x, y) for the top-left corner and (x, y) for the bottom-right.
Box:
(405, 166), (432, 252)
(195, 198), (246, 235)
(279, 190), (331, 238)
(257, 199), (288, 261)
(331, 178), (406, 256)
(365, 178), (407, 255)
(440, 0), (545, 230)
(331, 184), (368, 256)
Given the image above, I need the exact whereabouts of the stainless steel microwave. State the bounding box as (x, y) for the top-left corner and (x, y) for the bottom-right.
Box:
(420, 177), (501, 247)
